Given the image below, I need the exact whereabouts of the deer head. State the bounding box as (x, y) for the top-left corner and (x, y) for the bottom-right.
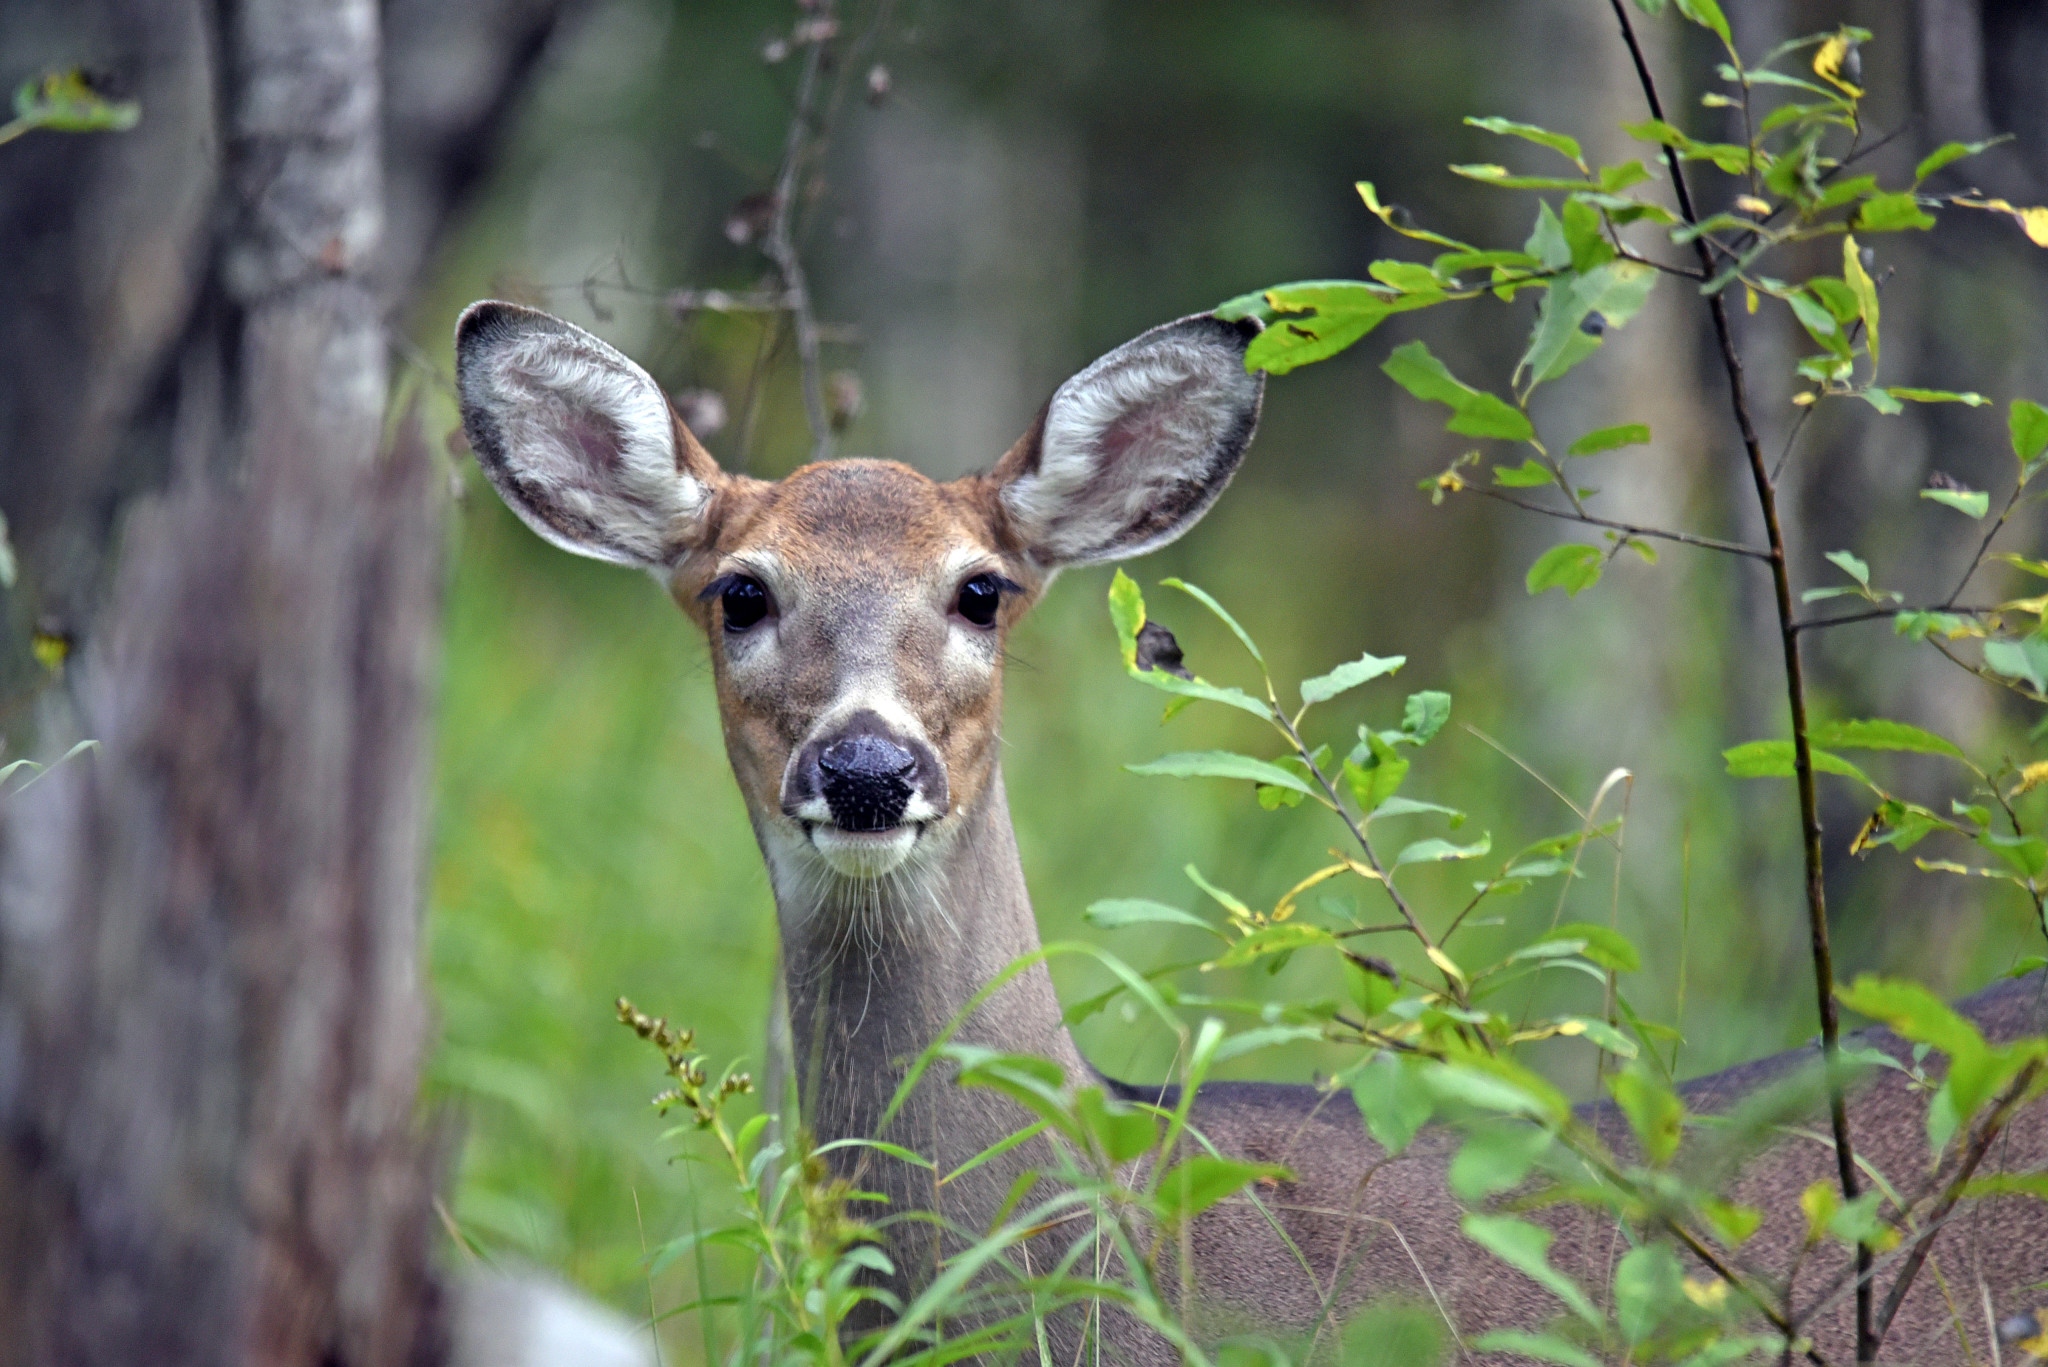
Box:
(454, 302), (1263, 921)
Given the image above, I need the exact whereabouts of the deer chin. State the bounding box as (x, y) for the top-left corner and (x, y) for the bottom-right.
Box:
(807, 822), (921, 878)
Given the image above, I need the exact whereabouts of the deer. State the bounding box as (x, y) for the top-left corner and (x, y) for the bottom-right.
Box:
(453, 298), (2048, 1365)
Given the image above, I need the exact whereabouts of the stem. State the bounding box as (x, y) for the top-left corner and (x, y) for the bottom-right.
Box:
(1476, 488), (1773, 560)
(1792, 605), (2000, 633)
(1943, 478), (2027, 606)
(1870, 1061), (2043, 1351)
(1270, 703), (1467, 1007)
(1601, 2), (1872, 1355)
(762, 0), (837, 463)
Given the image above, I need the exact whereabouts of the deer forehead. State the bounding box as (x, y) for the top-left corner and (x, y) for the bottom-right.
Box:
(697, 459), (1017, 600)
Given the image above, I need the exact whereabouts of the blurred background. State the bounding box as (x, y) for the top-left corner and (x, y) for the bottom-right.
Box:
(7, 0), (2048, 1357)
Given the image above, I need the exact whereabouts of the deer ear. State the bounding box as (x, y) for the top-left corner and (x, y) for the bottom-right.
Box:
(454, 301), (721, 569)
(988, 313), (1264, 567)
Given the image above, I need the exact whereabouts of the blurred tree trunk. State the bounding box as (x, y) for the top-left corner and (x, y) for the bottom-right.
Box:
(0, 0), (573, 1361)
(0, 0), (579, 723)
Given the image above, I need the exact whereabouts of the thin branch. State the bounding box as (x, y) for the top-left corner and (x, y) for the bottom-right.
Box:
(1943, 479), (2027, 606)
(1770, 404), (1815, 485)
(1616, 245), (1708, 281)
(1269, 706), (1469, 1009)
(1601, 3), (1872, 1356)
(1871, 1061), (2043, 1351)
(761, 1), (838, 463)
(1792, 605), (2001, 633)
(1476, 487), (1774, 560)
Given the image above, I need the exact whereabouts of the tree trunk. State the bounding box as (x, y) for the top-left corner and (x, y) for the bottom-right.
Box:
(0, 0), (457, 1360)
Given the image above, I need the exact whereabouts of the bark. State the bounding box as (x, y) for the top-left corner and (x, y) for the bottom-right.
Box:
(0, 0), (580, 716)
(0, 0), (548, 1358)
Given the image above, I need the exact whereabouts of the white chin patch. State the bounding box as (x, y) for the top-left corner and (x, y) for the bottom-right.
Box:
(810, 825), (919, 878)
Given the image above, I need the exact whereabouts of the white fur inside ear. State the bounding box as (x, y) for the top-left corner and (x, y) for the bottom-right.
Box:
(1001, 317), (1261, 566)
(461, 310), (708, 567)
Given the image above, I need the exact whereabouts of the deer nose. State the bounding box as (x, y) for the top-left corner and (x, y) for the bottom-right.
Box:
(816, 734), (918, 831)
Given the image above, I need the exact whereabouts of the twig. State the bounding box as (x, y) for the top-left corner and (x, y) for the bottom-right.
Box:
(1476, 488), (1773, 560)
(1871, 1061), (2044, 1351)
(1600, 2), (1872, 1356)
(1791, 605), (2001, 633)
(761, 0), (839, 463)
(1944, 479), (2027, 607)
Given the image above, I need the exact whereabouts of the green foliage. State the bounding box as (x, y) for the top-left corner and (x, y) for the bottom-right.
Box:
(0, 68), (139, 146)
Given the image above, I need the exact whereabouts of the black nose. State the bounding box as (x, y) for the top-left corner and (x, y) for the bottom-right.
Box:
(817, 734), (917, 831)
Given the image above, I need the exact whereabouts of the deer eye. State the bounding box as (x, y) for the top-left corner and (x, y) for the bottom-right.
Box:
(956, 573), (1004, 629)
(720, 576), (772, 632)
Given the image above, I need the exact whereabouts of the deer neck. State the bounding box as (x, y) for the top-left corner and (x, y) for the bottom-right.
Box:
(768, 768), (1087, 1161)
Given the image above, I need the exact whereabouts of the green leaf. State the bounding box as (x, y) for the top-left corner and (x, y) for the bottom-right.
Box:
(1857, 191), (1937, 233)
(1984, 637), (2048, 693)
(1884, 387), (1989, 407)
(1785, 288), (1841, 341)
(1614, 1243), (1685, 1344)
(1127, 751), (1316, 795)
(1450, 1121), (1553, 1201)
(1471, 1332), (1602, 1367)
(1922, 486), (1990, 518)
(1155, 1155), (1290, 1222)
(1074, 1086), (1160, 1164)
(1352, 1054), (1435, 1155)
(1493, 458), (1557, 487)
(1844, 235), (1881, 375)
(1561, 197), (1616, 272)
(1248, 281), (1441, 375)
(9, 69), (140, 135)
(1451, 163), (1600, 192)
(1835, 975), (1985, 1064)
(1825, 548), (1871, 587)
(1526, 201), (1571, 270)
(1394, 834), (1492, 868)
(1159, 577), (1264, 664)
(1568, 423), (1651, 456)
(1622, 118), (1749, 173)
(2012, 400), (2048, 472)
(1300, 650), (1406, 706)
(1382, 340), (1534, 441)
(1084, 899), (1218, 934)
(1109, 569), (1146, 662)
(1610, 1062), (1685, 1165)
(1546, 921), (1642, 973)
(1526, 543), (1604, 597)
(1109, 576), (1271, 719)
(1465, 115), (1583, 165)
(1401, 690), (1452, 744)
(1373, 795), (1466, 824)
(1462, 1215), (1602, 1327)
(1722, 740), (1870, 784)
(1369, 259), (1445, 294)
(1675, 0), (1732, 45)
(1916, 137), (2008, 183)
(1345, 733), (1411, 814)
(1521, 261), (1657, 386)
(1808, 717), (1965, 760)
(1210, 921), (1342, 970)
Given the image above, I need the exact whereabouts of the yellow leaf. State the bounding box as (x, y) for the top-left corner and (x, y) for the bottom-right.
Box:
(1813, 32), (1864, 96)
(1745, 285), (1759, 314)
(1682, 1277), (1730, 1310)
(2011, 761), (2048, 798)
(2002, 595), (2048, 617)
(1425, 944), (1466, 984)
(1734, 194), (1772, 216)
(1954, 197), (2048, 249)
(1271, 862), (1349, 921)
